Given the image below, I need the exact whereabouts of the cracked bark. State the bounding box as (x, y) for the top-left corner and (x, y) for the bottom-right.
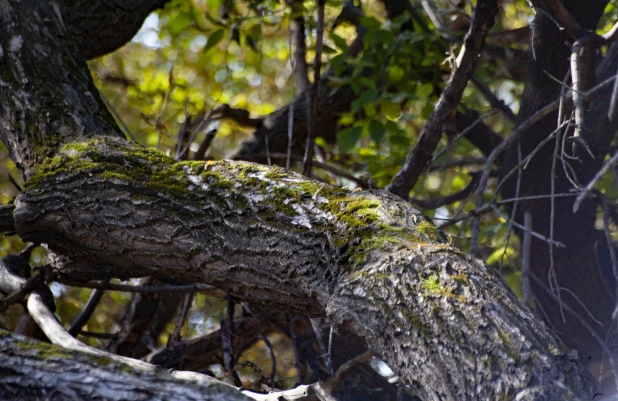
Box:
(0, 0), (602, 400)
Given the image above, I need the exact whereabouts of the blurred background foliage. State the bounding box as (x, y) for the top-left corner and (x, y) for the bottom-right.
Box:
(3, 0), (618, 391)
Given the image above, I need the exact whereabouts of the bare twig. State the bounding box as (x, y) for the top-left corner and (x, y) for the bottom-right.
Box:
(549, 109), (566, 324)
(288, 315), (303, 386)
(530, 273), (618, 391)
(0, 270), (43, 313)
(310, 318), (332, 374)
(100, 93), (136, 142)
(60, 280), (216, 294)
(168, 292), (194, 349)
(302, 0), (326, 177)
(288, 0), (310, 92)
(258, 334), (277, 389)
(574, 149), (618, 212)
(600, 193), (618, 287)
(521, 210), (532, 307)
(528, 0), (603, 41)
(193, 129), (218, 160)
(427, 157), (486, 172)
(471, 98), (562, 254)
(490, 204), (564, 247)
(68, 281), (108, 336)
(387, 0), (499, 199)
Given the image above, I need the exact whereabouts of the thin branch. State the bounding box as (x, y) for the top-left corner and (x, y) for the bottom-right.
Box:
(100, 93), (136, 142)
(257, 334), (277, 389)
(574, 149), (618, 212)
(0, 270), (43, 313)
(387, 0), (499, 199)
(60, 280), (217, 294)
(600, 192), (618, 287)
(427, 157), (486, 172)
(68, 281), (108, 336)
(437, 192), (579, 229)
(288, 0), (310, 92)
(310, 318), (332, 375)
(528, 0), (603, 42)
(521, 211), (532, 307)
(302, 0), (326, 177)
(530, 273), (618, 391)
(0, 259), (236, 390)
(193, 129), (218, 161)
(288, 315), (303, 386)
(490, 204), (564, 247)
(549, 109), (566, 324)
(320, 350), (372, 393)
(168, 292), (194, 349)
(471, 98), (562, 254)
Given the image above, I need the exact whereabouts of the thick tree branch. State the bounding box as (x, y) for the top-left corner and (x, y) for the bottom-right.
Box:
(0, 0), (122, 178)
(0, 1), (601, 399)
(387, 0), (499, 199)
(66, 0), (171, 59)
(9, 138), (596, 400)
(0, 330), (252, 401)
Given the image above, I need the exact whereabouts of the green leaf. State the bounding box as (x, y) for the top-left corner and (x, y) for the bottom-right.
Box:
(360, 16), (381, 30)
(416, 83), (434, 99)
(245, 35), (258, 52)
(204, 29), (225, 53)
(329, 32), (348, 51)
(337, 126), (363, 154)
(487, 246), (516, 265)
(357, 77), (376, 90)
(322, 44), (337, 54)
(369, 120), (384, 145)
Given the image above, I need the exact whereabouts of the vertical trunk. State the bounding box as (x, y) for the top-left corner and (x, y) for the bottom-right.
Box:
(498, 0), (614, 385)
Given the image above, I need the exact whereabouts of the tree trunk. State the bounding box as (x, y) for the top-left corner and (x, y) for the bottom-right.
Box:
(498, 0), (618, 382)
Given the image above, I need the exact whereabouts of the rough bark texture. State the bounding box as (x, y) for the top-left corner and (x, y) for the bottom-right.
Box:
(6, 136), (595, 400)
(0, 0), (605, 400)
(0, 0), (123, 177)
(0, 330), (251, 401)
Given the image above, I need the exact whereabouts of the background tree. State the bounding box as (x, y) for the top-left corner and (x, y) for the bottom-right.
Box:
(2, 0), (618, 400)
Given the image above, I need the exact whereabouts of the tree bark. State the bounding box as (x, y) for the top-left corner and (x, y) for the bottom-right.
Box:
(0, 329), (251, 401)
(0, 0), (602, 399)
(6, 136), (596, 400)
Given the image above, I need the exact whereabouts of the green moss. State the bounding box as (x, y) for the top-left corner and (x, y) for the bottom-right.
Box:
(264, 167), (288, 179)
(451, 273), (468, 284)
(416, 220), (439, 240)
(421, 275), (466, 302)
(323, 197), (380, 228)
(422, 275), (442, 293)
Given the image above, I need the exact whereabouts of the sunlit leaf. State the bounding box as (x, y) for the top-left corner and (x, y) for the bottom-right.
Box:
(203, 28), (225, 53)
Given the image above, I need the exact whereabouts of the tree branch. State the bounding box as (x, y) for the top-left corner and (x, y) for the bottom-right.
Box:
(387, 0), (499, 199)
(65, 0), (171, 59)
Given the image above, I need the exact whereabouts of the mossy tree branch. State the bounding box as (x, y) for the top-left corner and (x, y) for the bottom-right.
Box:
(11, 137), (595, 400)
(0, 0), (598, 400)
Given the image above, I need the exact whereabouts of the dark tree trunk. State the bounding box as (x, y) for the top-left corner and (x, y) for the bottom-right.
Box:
(498, 0), (618, 385)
